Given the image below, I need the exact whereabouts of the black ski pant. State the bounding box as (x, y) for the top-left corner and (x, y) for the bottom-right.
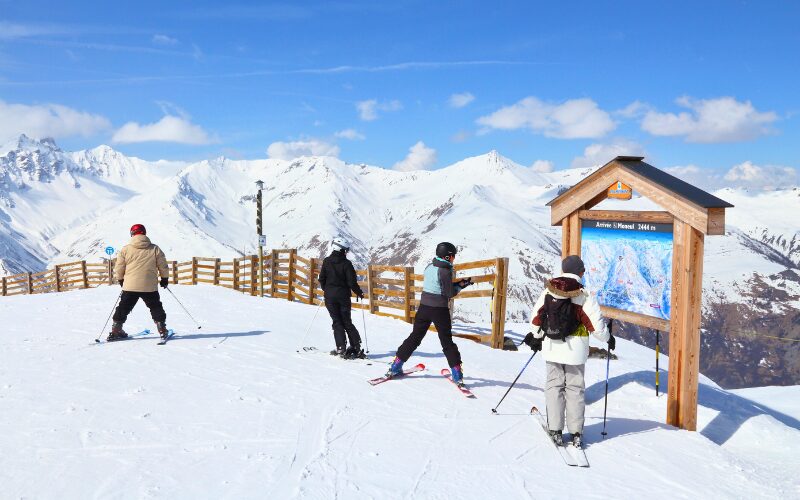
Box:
(113, 291), (167, 324)
(325, 295), (361, 349)
(396, 304), (462, 367)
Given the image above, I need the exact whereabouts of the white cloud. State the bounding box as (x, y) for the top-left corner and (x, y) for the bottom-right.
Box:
(393, 141), (437, 172)
(449, 92), (475, 108)
(664, 164), (702, 179)
(616, 100), (652, 118)
(191, 43), (204, 61)
(0, 99), (111, 143)
(152, 34), (178, 45)
(334, 128), (365, 140)
(476, 96), (616, 139)
(356, 99), (402, 121)
(450, 130), (471, 143)
(570, 139), (645, 169)
(154, 100), (190, 119)
(266, 139), (340, 160)
(0, 21), (72, 40)
(723, 161), (796, 190)
(666, 162), (797, 191)
(531, 160), (555, 173)
(641, 96), (778, 143)
(356, 100), (378, 121)
(112, 115), (214, 144)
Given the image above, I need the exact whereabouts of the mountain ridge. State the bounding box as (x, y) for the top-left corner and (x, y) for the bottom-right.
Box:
(1, 135), (798, 388)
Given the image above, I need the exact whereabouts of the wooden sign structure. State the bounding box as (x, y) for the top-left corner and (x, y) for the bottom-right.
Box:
(546, 156), (733, 431)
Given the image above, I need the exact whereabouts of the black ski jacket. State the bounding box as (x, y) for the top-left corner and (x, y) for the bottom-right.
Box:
(319, 250), (363, 300)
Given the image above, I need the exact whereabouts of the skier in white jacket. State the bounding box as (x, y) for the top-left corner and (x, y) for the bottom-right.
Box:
(525, 255), (615, 448)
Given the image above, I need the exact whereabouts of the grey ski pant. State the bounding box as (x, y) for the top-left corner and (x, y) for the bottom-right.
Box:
(545, 361), (586, 434)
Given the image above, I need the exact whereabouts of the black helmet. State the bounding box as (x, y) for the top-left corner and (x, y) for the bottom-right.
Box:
(435, 242), (457, 259)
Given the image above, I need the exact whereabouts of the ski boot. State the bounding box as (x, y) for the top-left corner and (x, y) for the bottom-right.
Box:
(155, 321), (169, 340)
(106, 322), (128, 342)
(549, 430), (564, 446)
(345, 345), (366, 360)
(450, 364), (464, 386)
(385, 356), (404, 377)
(571, 432), (582, 449)
(330, 346), (346, 357)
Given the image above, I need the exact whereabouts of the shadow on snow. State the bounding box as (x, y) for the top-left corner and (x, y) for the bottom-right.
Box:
(172, 330), (269, 341)
(585, 369), (800, 445)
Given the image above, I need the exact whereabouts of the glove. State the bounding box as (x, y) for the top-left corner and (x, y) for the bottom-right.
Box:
(522, 332), (542, 352)
(118, 279), (124, 287)
(458, 278), (474, 288)
(608, 334), (616, 351)
(356, 291), (365, 302)
(160, 277), (169, 289)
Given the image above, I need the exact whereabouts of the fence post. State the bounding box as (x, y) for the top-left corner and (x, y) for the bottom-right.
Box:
(81, 260), (89, 288)
(1, 276), (6, 296)
(191, 257), (198, 285)
(233, 258), (240, 292)
(250, 255), (257, 296)
(287, 249), (296, 302)
(55, 265), (61, 293)
(213, 258), (221, 286)
(172, 260), (178, 284)
(309, 258), (317, 304)
(27, 272), (32, 295)
(107, 259), (114, 285)
(490, 257), (509, 349)
(266, 249), (275, 297)
(366, 264), (377, 314)
(403, 266), (414, 323)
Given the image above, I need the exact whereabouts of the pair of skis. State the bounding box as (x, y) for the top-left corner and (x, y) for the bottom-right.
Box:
(93, 329), (175, 345)
(367, 364), (476, 398)
(530, 406), (589, 467)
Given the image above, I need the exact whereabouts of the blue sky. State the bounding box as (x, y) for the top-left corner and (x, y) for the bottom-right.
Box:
(0, 1), (798, 181)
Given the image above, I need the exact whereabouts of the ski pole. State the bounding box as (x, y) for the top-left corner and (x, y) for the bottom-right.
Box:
(165, 287), (202, 329)
(361, 306), (369, 354)
(297, 299), (324, 349)
(491, 351), (537, 414)
(95, 291), (123, 343)
(601, 320), (612, 438)
(655, 329), (660, 397)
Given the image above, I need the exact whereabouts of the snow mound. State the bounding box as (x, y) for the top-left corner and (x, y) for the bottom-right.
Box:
(1, 286), (798, 498)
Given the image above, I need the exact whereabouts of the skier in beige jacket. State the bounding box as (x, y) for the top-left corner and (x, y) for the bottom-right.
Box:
(109, 224), (171, 341)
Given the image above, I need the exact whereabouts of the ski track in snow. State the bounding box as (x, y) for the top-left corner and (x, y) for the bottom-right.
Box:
(0, 285), (798, 499)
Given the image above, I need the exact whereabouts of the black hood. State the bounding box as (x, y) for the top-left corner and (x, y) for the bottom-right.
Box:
(328, 249), (347, 262)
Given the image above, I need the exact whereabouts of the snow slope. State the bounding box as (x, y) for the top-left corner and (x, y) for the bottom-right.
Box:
(1, 286), (798, 498)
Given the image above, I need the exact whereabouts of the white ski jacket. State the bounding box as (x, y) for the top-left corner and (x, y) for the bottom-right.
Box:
(530, 272), (609, 365)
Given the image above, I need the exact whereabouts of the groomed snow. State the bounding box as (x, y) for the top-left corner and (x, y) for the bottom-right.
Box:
(1, 285), (798, 498)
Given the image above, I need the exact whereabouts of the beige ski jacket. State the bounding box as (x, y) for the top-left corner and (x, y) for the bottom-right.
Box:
(114, 235), (169, 292)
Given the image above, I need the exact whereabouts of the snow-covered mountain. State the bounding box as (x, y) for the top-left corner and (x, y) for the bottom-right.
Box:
(0, 135), (797, 388)
(0, 135), (184, 275)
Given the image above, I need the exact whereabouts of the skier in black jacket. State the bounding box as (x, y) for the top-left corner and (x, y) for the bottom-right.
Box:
(318, 236), (365, 359)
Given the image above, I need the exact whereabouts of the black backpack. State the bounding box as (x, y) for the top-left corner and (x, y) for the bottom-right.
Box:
(539, 294), (580, 342)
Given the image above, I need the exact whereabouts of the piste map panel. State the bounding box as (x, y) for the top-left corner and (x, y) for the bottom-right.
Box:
(580, 219), (673, 320)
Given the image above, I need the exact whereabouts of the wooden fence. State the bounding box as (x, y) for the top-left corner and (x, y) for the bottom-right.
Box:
(1, 250), (510, 348)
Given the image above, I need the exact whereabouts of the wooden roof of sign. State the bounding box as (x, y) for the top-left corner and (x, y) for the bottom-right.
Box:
(546, 156), (733, 235)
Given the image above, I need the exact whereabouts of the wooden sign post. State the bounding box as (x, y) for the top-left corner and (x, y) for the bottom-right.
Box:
(546, 156), (732, 431)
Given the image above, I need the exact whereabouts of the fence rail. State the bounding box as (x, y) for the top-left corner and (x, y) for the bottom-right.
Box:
(1, 250), (510, 348)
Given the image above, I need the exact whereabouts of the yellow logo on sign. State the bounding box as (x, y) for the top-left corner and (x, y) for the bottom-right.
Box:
(608, 181), (632, 200)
